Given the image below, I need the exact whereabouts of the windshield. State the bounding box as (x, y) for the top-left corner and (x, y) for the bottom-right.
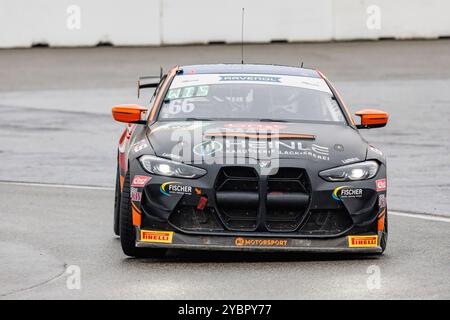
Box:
(158, 74), (346, 123)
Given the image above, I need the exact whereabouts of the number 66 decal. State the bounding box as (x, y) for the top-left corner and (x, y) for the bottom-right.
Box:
(167, 99), (195, 114)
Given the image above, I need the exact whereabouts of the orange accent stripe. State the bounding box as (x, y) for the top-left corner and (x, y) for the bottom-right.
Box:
(377, 209), (386, 232)
(131, 202), (142, 226)
(149, 66), (178, 121)
(317, 69), (355, 125)
(131, 202), (142, 214)
(119, 175), (124, 192)
(205, 132), (315, 140)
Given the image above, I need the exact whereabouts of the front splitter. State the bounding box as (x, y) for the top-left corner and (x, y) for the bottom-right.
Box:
(135, 230), (383, 254)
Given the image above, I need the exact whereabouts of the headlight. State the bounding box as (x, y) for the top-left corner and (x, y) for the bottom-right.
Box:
(139, 155), (207, 179)
(319, 160), (379, 182)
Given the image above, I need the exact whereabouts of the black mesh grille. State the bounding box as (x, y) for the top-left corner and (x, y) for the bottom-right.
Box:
(168, 206), (223, 232)
(266, 168), (310, 232)
(301, 209), (353, 235)
(215, 167), (259, 231)
(168, 166), (353, 236)
(215, 167), (258, 191)
(267, 168), (310, 192)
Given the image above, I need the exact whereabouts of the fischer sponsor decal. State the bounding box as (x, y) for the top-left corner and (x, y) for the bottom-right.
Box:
(332, 186), (363, 201)
(130, 187), (142, 201)
(160, 181), (193, 196)
(131, 175), (151, 187)
(140, 230), (173, 244)
(376, 179), (387, 191)
(235, 237), (288, 247)
(348, 235), (378, 248)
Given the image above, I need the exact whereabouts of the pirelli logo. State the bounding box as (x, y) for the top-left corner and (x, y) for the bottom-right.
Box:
(348, 235), (378, 248)
(140, 230), (173, 244)
(235, 237), (288, 247)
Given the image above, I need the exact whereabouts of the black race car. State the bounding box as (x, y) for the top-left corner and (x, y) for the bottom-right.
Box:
(112, 64), (389, 257)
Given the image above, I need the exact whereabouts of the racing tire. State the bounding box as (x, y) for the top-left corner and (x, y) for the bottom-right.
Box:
(379, 212), (388, 254)
(113, 164), (121, 236)
(120, 172), (167, 258)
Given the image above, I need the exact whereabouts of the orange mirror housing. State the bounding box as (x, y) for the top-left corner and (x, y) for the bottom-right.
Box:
(112, 104), (147, 123)
(355, 109), (389, 129)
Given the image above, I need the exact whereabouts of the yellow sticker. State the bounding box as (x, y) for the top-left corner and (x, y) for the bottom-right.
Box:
(348, 235), (378, 248)
(140, 230), (173, 244)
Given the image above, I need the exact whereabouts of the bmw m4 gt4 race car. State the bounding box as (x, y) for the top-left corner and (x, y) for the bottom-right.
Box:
(112, 64), (389, 258)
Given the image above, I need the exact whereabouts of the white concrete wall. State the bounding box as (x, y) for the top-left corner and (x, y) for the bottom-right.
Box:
(333, 0), (450, 40)
(161, 0), (333, 44)
(0, 0), (449, 48)
(0, 0), (161, 47)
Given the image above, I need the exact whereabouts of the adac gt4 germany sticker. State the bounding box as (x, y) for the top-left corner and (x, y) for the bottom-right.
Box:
(348, 235), (378, 248)
(376, 179), (387, 191)
(140, 230), (173, 243)
(131, 175), (152, 187)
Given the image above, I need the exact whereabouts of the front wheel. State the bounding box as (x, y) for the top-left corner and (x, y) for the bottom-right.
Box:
(119, 172), (167, 258)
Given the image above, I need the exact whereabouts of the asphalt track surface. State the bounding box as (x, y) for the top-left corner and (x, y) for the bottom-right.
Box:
(0, 40), (449, 299)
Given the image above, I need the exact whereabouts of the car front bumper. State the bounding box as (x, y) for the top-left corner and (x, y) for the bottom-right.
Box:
(135, 228), (384, 253)
(129, 157), (387, 253)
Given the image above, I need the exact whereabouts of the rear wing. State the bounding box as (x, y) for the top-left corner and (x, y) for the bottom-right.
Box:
(137, 68), (163, 98)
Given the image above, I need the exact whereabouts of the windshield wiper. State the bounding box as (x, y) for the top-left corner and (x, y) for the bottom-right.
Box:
(259, 118), (289, 123)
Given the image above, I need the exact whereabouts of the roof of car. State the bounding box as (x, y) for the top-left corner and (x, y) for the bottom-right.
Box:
(179, 64), (321, 78)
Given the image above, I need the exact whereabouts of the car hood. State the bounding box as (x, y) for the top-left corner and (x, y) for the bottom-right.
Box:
(147, 121), (367, 169)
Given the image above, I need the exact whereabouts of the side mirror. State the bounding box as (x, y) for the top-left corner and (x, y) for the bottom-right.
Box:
(112, 104), (147, 124)
(355, 109), (389, 129)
